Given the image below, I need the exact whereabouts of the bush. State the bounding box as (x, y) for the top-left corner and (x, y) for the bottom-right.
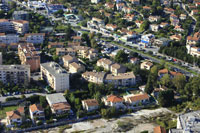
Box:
(5, 97), (20, 102)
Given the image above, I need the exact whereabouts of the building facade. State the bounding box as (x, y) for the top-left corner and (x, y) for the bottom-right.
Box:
(40, 62), (70, 92)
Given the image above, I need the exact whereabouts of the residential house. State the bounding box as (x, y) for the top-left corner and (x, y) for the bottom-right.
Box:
(141, 34), (155, 47)
(106, 24), (117, 31)
(91, 0), (100, 4)
(174, 25), (184, 32)
(186, 32), (200, 45)
(116, 3), (125, 11)
(171, 19), (179, 26)
(105, 3), (114, 9)
(125, 14), (135, 21)
(82, 99), (99, 111)
(143, 6), (151, 11)
(48, 42), (64, 49)
(56, 47), (76, 56)
(191, 10), (199, 15)
(62, 54), (78, 68)
(105, 72), (136, 87)
(130, 0), (140, 5)
(160, 22), (169, 28)
(154, 38), (171, 46)
(186, 46), (200, 57)
(72, 36), (82, 43)
(6, 110), (23, 127)
(82, 71), (106, 84)
(149, 24), (160, 32)
(87, 17), (105, 30)
(170, 34), (182, 41)
(129, 57), (140, 64)
(46, 93), (71, 115)
(110, 63), (126, 75)
(29, 104), (45, 122)
(69, 62), (85, 74)
(164, 8), (175, 14)
(170, 14), (178, 21)
(97, 58), (113, 70)
(158, 69), (183, 79)
(123, 93), (149, 107)
(179, 14), (187, 20)
(140, 60), (153, 70)
(102, 95), (124, 109)
(148, 16), (160, 23)
(135, 20), (143, 28)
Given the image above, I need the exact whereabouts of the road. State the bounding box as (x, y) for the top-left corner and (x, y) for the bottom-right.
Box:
(0, 93), (47, 102)
(181, 3), (197, 35)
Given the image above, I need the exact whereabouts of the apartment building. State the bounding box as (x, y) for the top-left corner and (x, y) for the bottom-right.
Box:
(110, 63), (126, 76)
(0, 19), (14, 33)
(82, 71), (106, 84)
(96, 58), (113, 70)
(105, 72), (136, 87)
(0, 65), (30, 86)
(0, 19), (29, 34)
(62, 54), (78, 68)
(186, 32), (200, 45)
(18, 43), (40, 72)
(25, 33), (45, 44)
(0, 33), (19, 44)
(12, 11), (29, 20)
(46, 93), (71, 115)
(69, 62), (85, 74)
(123, 93), (149, 107)
(87, 17), (105, 30)
(40, 62), (70, 92)
(12, 20), (29, 34)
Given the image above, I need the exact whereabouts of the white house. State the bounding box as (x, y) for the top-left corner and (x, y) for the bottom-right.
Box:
(102, 95), (124, 109)
(82, 99), (99, 111)
(91, 0), (100, 4)
(6, 110), (22, 127)
(123, 93), (149, 107)
(29, 104), (45, 122)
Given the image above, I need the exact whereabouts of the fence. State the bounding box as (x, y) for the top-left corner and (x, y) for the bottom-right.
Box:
(11, 115), (101, 133)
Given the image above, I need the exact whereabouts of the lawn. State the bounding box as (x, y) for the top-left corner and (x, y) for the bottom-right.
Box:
(0, 106), (18, 119)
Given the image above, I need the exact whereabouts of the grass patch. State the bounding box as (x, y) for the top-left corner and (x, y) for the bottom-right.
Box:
(116, 121), (134, 132)
(59, 125), (72, 133)
(133, 28), (144, 33)
(0, 106), (18, 119)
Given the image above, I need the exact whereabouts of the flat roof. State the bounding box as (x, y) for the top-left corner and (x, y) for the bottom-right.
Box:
(46, 93), (67, 104)
(41, 62), (69, 78)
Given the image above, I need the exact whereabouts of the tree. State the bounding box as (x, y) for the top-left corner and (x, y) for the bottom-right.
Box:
(39, 96), (47, 108)
(114, 50), (128, 63)
(158, 89), (174, 107)
(141, 20), (149, 31)
(172, 75), (186, 91)
(160, 74), (171, 87)
(145, 79), (154, 94)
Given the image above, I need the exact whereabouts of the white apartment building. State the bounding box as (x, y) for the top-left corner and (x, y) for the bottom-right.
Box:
(82, 71), (106, 84)
(0, 19), (29, 34)
(40, 62), (70, 92)
(186, 45), (200, 57)
(0, 33), (19, 44)
(25, 33), (45, 44)
(0, 65), (30, 86)
(105, 72), (136, 87)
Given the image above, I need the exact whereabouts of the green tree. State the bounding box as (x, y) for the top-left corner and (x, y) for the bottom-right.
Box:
(158, 89), (174, 107)
(160, 74), (171, 87)
(172, 75), (186, 91)
(114, 50), (128, 63)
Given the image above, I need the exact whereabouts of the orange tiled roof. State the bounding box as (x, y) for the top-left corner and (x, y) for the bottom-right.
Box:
(128, 93), (149, 102)
(29, 104), (43, 112)
(6, 111), (21, 120)
(82, 99), (99, 107)
(107, 95), (124, 103)
(154, 126), (166, 133)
